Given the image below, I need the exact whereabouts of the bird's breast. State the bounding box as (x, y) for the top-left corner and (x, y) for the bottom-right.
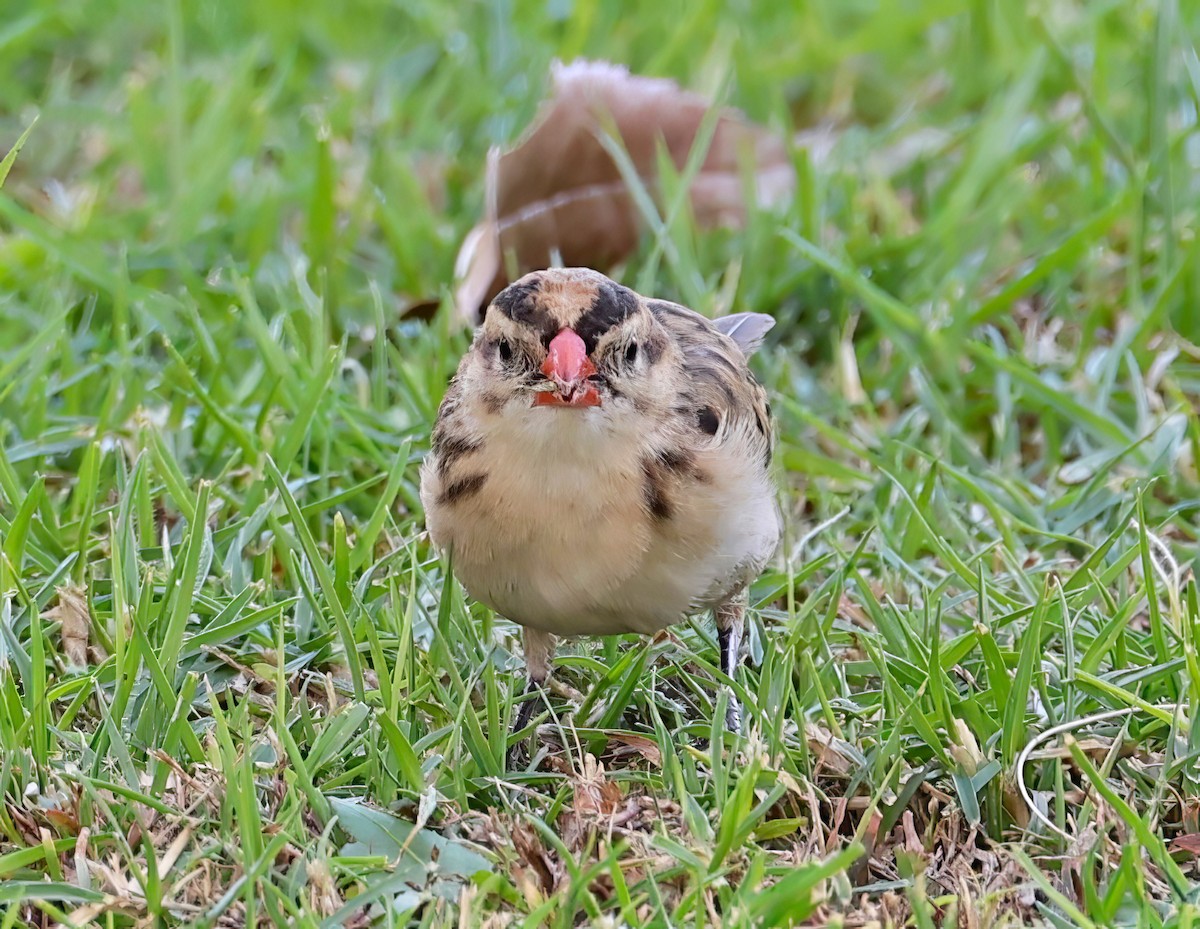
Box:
(424, 411), (778, 636)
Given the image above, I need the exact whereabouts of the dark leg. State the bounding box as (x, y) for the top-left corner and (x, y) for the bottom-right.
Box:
(512, 678), (539, 734)
(716, 599), (745, 733)
(508, 628), (556, 766)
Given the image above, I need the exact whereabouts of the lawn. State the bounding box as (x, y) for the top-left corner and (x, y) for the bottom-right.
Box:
(2, 0), (1199, 925)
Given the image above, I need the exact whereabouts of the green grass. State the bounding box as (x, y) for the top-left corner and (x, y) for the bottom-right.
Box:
(2, 0), (1200, 925)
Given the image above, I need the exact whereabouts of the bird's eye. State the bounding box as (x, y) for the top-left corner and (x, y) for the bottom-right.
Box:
(497, 339), (513, 363)
(624, 342), (639, 364)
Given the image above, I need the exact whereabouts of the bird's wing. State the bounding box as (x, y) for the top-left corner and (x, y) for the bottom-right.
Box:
(713, 312), (775, 356)
(646, 300), (773, 465)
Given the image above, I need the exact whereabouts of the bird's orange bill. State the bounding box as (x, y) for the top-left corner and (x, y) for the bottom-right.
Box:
(536, 328), (602, 407)
(534, 386), (601, 407)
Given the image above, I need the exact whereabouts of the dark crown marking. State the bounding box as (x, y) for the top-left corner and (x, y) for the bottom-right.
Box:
(490, 278), (558, 344)
(490, 273), (643, 352)
(575, 281), (639, 353)
(490, 277), (541, 320)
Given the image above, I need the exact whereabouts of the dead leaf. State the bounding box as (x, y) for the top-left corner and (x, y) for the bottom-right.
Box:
(42, 805), (81, 836)
(561, 753), (624, 854)
(511, 819), (556, 899)
(806, 722), (857, 777)
(605, 732), (662, 767)
(1027, 737), (1120, 761)
(572, 753), (623, 821)
(1171, 833), (1200, 856)
(157, 824), (193, 877)
(454, 59), (795, 323)
(44, 583), (91, 669)
(899, 810), (923, 856)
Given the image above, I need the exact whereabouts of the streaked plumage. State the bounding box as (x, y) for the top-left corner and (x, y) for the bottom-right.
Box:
(420, 268), (780, 743)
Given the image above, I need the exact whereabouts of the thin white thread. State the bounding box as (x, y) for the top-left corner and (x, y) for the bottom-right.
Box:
(1015, 704), (1184, 843)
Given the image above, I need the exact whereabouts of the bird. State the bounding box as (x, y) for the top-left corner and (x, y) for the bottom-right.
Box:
(420, 267), (780, 751)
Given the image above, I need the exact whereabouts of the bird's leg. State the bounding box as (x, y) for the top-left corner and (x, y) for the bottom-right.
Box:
(716, 597), (745, 733)
(511, 628), (556, 747)
(511, 678), (539, 735)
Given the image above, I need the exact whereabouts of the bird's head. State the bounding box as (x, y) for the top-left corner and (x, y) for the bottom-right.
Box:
(461, 268), (676, 431)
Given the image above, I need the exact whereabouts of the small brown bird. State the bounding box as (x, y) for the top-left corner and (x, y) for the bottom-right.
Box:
(420, 268), (779, 742)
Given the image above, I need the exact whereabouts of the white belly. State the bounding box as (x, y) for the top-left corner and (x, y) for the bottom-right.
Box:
(423, 411), (779, 637)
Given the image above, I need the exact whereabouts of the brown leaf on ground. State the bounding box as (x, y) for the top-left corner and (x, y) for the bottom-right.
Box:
(468, 786), (689, 911)
(572, 754), (622, 820)
(1027, 736), (1125, 761)
(1171, 833), (1200, 856)
(44, 583), (92, 668)
(806, 722), (857, 778)
(454, 59), (795, 323)
(899, 810), (924, 856)
(604, 731), (663, 767)
(511, 818), (557, 901)
(836, 593), (871, 628)
(560, 753), (625, 854)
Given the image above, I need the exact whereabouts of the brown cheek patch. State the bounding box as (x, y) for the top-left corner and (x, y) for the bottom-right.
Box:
(479, 390), (506, 415)
(654, 447), (708, 483)
(640, 447), (712, 522)
(439, 473), (487, 505)
(436, 384), (462, 420)
(434, 432), (483, 477)
(641, 459), (673, 522)
(643, 331), (668, 365)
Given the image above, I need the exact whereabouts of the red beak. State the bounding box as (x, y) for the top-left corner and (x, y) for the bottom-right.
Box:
(535, 328), (601, 408)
